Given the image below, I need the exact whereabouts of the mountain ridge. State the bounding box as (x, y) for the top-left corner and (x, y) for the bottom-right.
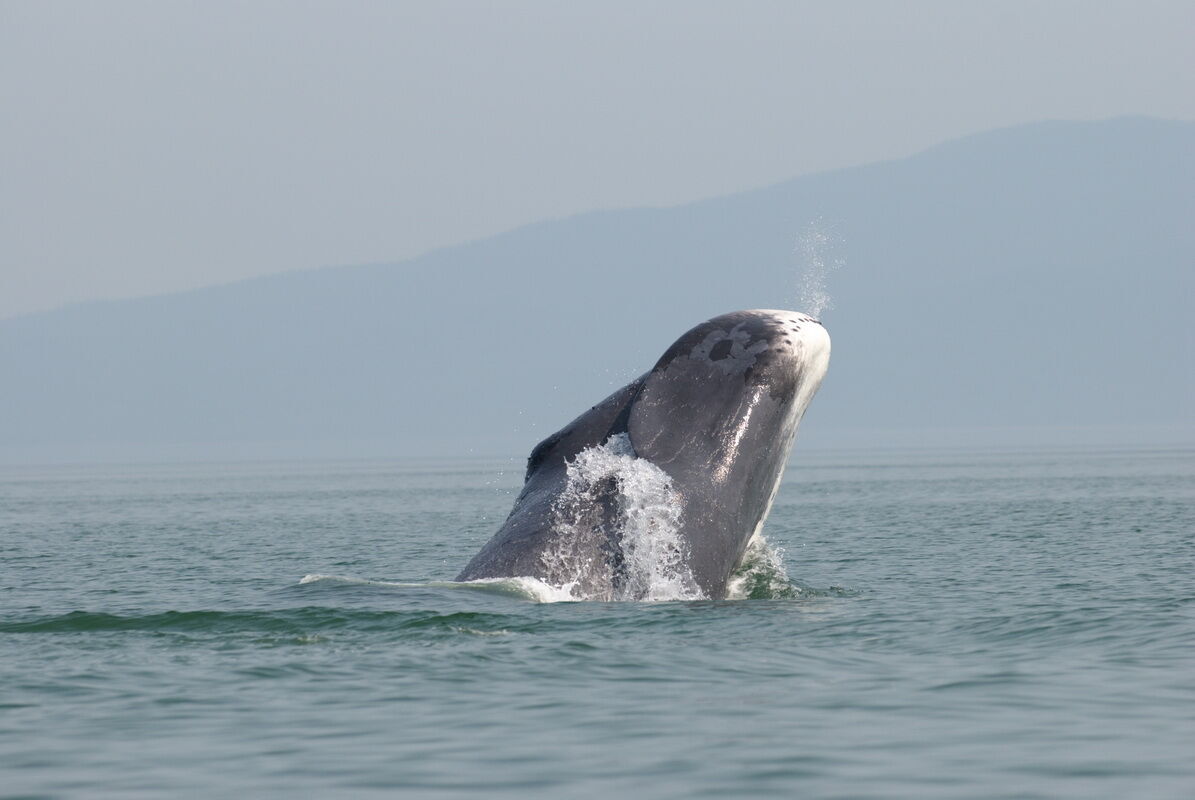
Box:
(11, 114), (1187, 326)
(3, 116), (1192, 461)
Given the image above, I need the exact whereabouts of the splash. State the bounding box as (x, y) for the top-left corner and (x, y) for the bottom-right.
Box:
(543, 434), (702, 601)
(725, 535), (803, 600)
(795, 218), (843, 320)
(303, 436), (802, 603)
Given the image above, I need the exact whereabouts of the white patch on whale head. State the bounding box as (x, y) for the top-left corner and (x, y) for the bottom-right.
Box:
(689, 324), (770, 374)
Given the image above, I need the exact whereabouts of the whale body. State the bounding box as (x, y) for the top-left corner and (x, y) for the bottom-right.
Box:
(457, 309), (831, 600)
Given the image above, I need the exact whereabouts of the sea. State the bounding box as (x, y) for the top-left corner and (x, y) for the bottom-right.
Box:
(2, 445), (1193, 799)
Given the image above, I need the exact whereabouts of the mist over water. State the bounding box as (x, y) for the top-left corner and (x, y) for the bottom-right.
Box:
(795, 218), (844, 319)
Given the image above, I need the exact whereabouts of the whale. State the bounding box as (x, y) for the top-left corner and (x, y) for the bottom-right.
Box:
(457, 309), (831, 600)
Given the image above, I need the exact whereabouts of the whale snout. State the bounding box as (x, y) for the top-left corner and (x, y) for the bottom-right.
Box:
(771, 312), (831, 409)
(727, 309), (831, 398)
(762, 310), (830, 356)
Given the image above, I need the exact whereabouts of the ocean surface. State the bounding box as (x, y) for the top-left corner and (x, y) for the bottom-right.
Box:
(2, 446), (1193, 799)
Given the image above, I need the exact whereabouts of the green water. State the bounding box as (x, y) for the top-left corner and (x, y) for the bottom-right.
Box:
(2, 447), (1193, 798)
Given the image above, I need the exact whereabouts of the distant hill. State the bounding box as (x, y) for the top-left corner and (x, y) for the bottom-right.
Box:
(3, 117), (1192, 462)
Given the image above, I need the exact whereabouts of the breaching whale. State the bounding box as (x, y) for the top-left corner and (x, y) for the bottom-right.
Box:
(457, 309), (830, 600)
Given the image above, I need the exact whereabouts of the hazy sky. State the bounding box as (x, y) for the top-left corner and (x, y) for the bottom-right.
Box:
(2, 1), (1192, 319)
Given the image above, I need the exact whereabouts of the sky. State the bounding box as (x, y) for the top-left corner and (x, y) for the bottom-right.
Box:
(2, 1), (1192, 320)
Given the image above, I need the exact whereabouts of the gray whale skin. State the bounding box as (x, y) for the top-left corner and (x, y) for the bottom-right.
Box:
(457, 309), (831, 600)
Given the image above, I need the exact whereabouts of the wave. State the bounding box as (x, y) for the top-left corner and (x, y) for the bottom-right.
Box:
(0, 607), (525, 636)
(302, 537), (805, 605)
(297, 573), (579, 603)
(0, 555), (812, 637)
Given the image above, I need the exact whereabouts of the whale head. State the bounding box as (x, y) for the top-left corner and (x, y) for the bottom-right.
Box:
(457, 309), (831, 599)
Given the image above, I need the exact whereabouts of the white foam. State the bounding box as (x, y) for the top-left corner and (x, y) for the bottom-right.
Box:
(460, 576), (581, 603)
(300, 573), (372, 585)
(297, 573), (581, 603)
(725, 534), (800, 600)
(543, 433), (703, 601)
(299, 573), (461, 590)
